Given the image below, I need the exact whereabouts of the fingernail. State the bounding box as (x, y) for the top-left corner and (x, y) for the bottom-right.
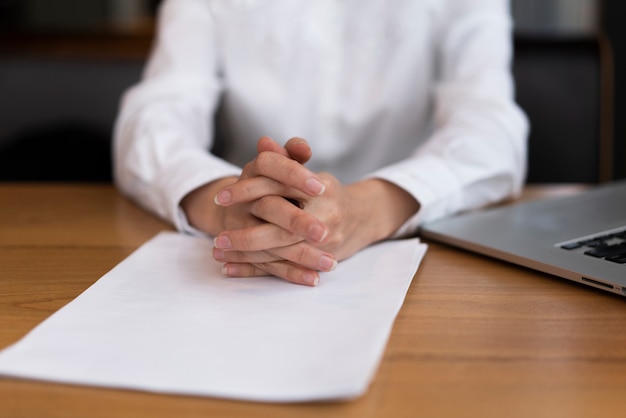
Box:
(303, 272), (319, 286)
(319, 255), (337, 271)
(213, 247), (225, 261)
(213, 235), (232, 249)
(308, 224), (328, 242)
(214, 190), (231, 205)
(305, 178), (325, 196)
(222, 264), (239, 276)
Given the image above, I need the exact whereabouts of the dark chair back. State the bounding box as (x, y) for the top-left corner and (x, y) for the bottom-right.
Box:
(512, 35), (614, 183)
(0, 57), (143, 182)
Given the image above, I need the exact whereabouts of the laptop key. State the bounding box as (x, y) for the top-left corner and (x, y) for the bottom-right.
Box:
(584, 243), (626, 258)
(606, 255), (626, 264)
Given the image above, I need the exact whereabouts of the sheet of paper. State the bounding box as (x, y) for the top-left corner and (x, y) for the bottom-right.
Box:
(0, 232), (427, 402)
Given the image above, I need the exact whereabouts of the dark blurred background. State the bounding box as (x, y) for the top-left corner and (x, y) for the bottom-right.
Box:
(0, 0), (158, 182)
(0, 0), (624, 183)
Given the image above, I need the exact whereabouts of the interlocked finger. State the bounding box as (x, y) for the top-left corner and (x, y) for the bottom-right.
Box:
(220, 260), (320, 286)
(213, 241), (337, 272)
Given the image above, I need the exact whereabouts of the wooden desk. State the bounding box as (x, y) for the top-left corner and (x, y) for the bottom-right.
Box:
(1, 183), (625, 418)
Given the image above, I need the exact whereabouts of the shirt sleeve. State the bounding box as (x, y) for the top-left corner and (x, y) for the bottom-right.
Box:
(367, 0), (529, 237)
(113, 0), (240, 234)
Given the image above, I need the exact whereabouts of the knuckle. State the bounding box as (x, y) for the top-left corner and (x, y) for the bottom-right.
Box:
(251, 263), (271, 277)
(284, 264), (300, 283)
(287, 210), (305, 232)
(256, 151), (274, 169)
(294, 245), (310, 264)
(277, 226), (301, 245)
(239, 180), (256, 198)
(253, 196), (274, 215)
(233, 230), (255, 251)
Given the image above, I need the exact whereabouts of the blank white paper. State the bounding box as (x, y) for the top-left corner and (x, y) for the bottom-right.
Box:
(0, 232), (426, 402)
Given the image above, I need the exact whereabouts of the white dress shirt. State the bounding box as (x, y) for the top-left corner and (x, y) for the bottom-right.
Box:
(113, 0), (528, 237)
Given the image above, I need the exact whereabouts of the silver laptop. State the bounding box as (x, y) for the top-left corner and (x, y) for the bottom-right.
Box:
(419, 180), (626, 296)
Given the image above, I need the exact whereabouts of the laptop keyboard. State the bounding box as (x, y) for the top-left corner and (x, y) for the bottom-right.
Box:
(559, 227), (626, 264)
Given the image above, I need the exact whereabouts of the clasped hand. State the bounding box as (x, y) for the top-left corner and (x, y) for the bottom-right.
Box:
(181, 136), (419, 286)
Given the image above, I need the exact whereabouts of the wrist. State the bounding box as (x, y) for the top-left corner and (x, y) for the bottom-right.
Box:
(180, 176), (238, 236)
(349, 179), (420, 243)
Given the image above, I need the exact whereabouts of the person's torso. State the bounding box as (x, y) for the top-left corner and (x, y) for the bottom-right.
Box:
(210, 0), (444, 182)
